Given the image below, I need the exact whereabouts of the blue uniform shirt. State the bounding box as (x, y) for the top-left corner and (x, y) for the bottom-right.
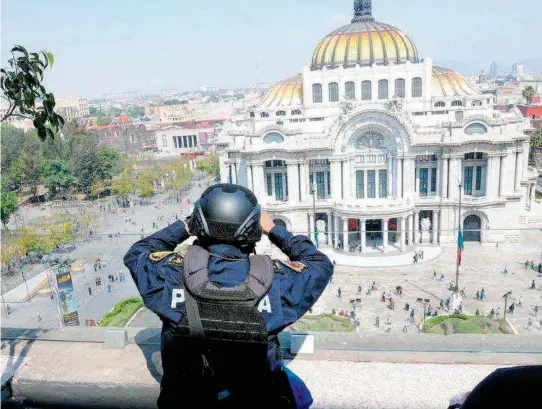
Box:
(124, 221), (333, 408)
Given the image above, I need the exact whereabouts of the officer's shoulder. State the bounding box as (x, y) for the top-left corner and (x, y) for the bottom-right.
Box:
(148, 251), (184, 265)
(273, 259), (307, 274)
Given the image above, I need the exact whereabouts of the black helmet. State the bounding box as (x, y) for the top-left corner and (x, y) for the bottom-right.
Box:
(189, 184), (262, 246)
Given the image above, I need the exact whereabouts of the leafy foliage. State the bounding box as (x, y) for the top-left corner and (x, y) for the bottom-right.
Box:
(290, 313), (355, 332)
(99, 297), (143, 327)
(163, 99), (183, 106)
(523, 86), (536, 104)
(40, 159), (76, 196)
(529, 129), (542, 166)
(1, 184), (19, 227)
(96, 116), (112, 126)
(423, 314), (511, 335)
(196, 154), (220, 179)
(126, 105), (145, 118)
(1, 45), (64, 140)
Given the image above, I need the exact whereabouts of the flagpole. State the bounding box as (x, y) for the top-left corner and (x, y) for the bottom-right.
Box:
(455, 183), (463, 294)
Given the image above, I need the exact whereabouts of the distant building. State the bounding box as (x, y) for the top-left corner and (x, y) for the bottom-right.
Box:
(56, 95), (90, 121)
(161, 89), (182, 99)
(116, 114), (133, 127)
(489, 62), (498, 79)
(152, 119), (224, 155)
(145, 102), (234, 123)
(88, 124), (155, 154)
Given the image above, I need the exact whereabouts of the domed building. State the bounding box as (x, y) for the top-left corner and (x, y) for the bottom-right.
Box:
(219, 0), (538, 254)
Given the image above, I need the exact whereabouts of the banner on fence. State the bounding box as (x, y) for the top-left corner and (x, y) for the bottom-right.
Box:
(55, 270), (80, 326)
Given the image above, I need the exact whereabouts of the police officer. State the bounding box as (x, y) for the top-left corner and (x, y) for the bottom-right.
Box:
(124, 184), (333, 409)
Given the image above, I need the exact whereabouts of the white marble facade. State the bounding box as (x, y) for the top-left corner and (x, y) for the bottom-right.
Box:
(218, 1), (538, 253)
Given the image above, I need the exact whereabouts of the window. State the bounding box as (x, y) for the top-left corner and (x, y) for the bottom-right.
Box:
(291, 110), (302, 115)
(472, 100), (482, 107)
(316, 172), (325, 199)
(188, 135), (193, 148)
(276, 110), (286, 116)
(260, 112), (269, 118)
(266, 174), (273, 196)
(275, 173), (284, 201)
(130, 134), (135, 143)
(263, 132), (284, 144)
(378, 80), (388, 100)
(431, 168), (437, 192)
(475, 166), (482, 191)
(395, 79), (405, 98)
(356, 170), (364, 198)
(329, 82), (339, 102)
(367, 170), (376, 198)
(173, 136), (178, 149)
(362, 81), (372, 100)
(476, 152), (483, 160)
(250, 112), (255, 118)
(455, 111), (464, 121)
(327, 171), (331, 196)
(434, 101), (446, 108)
(419, 168), (428, 197)
(465, 123), (488, 135)
(451, 100), (463, 107)
(379, 170), (387, 198)
(345, 82), (356, 100)
(309, 174), (313, 190)
(464, 166), (473, 195)
(412, 77), (423, 98)
(162, 135), (167, 146)
(285, 173), (288, 196)
(183, 135), (188, 147)
(312, 84), (322, 103)
(309, 117), (324, 122)
(193, 135), (198, 146)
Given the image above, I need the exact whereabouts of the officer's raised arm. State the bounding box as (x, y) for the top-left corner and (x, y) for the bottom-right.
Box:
(123, 220), (190, 323)
(261, 212), (334, 318)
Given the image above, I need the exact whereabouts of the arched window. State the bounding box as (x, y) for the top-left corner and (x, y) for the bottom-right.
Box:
(395, 78), (405, 98)
(472, 100), (482, 107)
(312, 84), (322, 103)
(412, 77), (423, 98)
(465, 123), (488, 135)
(276, 110), (286, 116)
(291, 110), (301, 115)
(345, 81), (356, 100)
(378, 80), (388, 100)
(260, 112), (269, 118)
(263, 132), (284, 144)
(249, 111), (255, 118)
(329, 82), (339, 102)
(362, 81), (372, 100)
(434, 101), (446, 108)
(451, 100), (463, 107)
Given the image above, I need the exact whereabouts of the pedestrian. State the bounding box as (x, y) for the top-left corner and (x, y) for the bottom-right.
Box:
(358, 285), (362, 294)
(525, 260), (529, 270)
(531, 279), (536, 290)
(372, 282), (376, 291)
(386, 316), (392, 326)
(402, 325), (408, 333)
(433, 270), (437, 279)
(518, 296), (523, 306)
(475, 291), (480, 300)
(531, 261), (535, 270)
(410, 309), (415, 322)
(489, 308), (495, 318)
(538, 263), (542, 273)
(527, 317), (533, 330)
(337, 287), (342, 298)
(37, 311), (42, 322)
(375, 316), (380, 328)
(480, 288), (485, 301)
(439, 299), (444, 309)
(108, 284), (112, 293)
(475, 309), (480, 316)
(381, 292), (386, 302)
(332, 309), (336, 315)
(88, 287), (92, 296)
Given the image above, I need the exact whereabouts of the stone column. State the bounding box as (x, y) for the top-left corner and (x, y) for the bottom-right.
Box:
(330, 161), (342, 200)
(413, 211), (420, 244)
(441, 156), (449, 198)
(408, 214), (414, 246)
(327, 213), (332, 245)
(514, 150), (523, 191)
(286, 161), (299, 204)
(486, 155), (499, 199)
(342, 217), (349, 250)
(403, 158), (415, 196)
(433, 210), (440, 244)
(252, 164), (265, 202)
(436, 156), (442, 198)
(361, 219), (367, 253)
(498, 155), (504, 197)
(299, 161), (309, 202)
(382, 219), (389, 252)
(350, 159), (356, 198)
(342, 160), (350, 199)
(397, 158), (403, 198)
(502, 151), (515, 196)
(247, 165), (253, 192)
(400, 216), (406, 252)
(334, 214), (341, 247)
(309, 213), (315, 243)
(388, 156), (393, 197)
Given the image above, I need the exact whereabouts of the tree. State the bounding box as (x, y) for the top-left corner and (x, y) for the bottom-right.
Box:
(127, 105), (145, 118)
(96, 116), (112, 126)
(19, 131), (43, 198)
(40, 159), (76, 197)
(163, 99), (182, 106)
(1, 45), (64, 140)
(89, 106), (98, 116)
(196, 154), (220, 179)
(96, 146), (122, 182)
(529, 129), (542, 166)
(107, 107), (122, 117)
(69, 134), (101, 194)
(1, 184), (19, 228)
(523, 86), (536, 105)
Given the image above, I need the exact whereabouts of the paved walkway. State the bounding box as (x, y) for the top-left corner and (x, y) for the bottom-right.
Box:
(322, 246), (442, 267)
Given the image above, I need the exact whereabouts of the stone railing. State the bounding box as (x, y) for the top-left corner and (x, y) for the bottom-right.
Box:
(333, 197), (414, 214)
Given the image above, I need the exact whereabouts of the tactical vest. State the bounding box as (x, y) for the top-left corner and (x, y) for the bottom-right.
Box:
(167, 245), (294, 409)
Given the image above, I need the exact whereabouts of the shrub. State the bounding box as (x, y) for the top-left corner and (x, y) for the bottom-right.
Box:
(99, 297), (143, 327)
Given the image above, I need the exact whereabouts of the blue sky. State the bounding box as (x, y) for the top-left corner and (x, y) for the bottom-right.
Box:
(2, 0), (541, 98)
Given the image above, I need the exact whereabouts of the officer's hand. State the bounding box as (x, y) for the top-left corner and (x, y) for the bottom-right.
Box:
(183, 217), (191, 235)
(260, 211), (275, 235)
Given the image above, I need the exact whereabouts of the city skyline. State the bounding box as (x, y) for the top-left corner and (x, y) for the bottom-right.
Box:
(2, 0), (541, 98)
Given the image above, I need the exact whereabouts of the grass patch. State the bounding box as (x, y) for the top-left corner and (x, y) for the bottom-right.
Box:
(289, 313), (355, 332)
(423, 314), (512, 335)
(99, 297), (144, 327)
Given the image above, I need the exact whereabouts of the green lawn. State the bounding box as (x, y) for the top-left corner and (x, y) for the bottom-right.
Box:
(289, 313), (355, 332)
(99, 297), (144, 327)
(423, 314), (513, 335)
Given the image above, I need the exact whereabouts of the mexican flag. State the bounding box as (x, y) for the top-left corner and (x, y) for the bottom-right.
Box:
(457, 227), (465, 266)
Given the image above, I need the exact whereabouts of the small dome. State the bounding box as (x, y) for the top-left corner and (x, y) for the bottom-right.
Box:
(259, 75), (303, 108)
(311, 1), (418, 70)
(432, 67), (477, 97)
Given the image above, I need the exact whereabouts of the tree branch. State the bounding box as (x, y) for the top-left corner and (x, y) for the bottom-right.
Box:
(1, 103), (16, 122)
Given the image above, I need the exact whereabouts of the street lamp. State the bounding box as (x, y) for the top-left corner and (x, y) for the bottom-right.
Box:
(503, 291), (512, 320)
(455, 183), (463, 294)
(310, 183), (318, 248)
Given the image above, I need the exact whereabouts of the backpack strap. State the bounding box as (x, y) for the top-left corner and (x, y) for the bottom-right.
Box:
(246, 255), (274, 306)
(183, 246), (211, 339)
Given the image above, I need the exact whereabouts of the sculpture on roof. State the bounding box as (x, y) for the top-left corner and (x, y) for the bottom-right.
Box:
(352, 0), (373, 22)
